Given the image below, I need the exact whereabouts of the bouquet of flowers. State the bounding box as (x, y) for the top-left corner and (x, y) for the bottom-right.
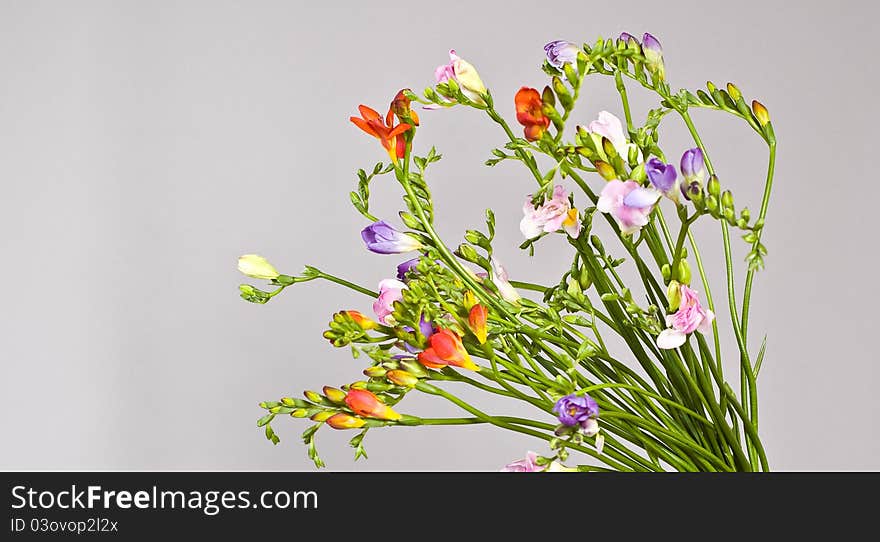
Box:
(238, 33), (775, 472)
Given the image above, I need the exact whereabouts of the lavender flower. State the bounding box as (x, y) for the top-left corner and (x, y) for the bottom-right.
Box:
(553, 393), (599, 434)
(396, 257), (420, 281)
(680, 148), (707, 183)
(642, 33), (665, 79)
(543, 40), (580, 69)
(361, 221), (423, 254)
(619, 32), (639, 46)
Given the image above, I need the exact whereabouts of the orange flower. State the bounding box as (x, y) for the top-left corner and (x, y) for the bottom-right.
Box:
(418, 328), (479, 371)
(468, 304), (488, 344)
(342, 310), (377, 330)
(350, 90), (416, 163)
(515, 87), (550, 142)
(344, 389), (402, 421)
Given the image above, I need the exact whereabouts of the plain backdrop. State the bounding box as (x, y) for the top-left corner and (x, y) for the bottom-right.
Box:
(1, 1), (877, 471)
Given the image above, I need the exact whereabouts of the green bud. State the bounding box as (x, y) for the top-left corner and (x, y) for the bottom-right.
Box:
(666, 280), (682, 311)
(721, 190), (734, 210)
(291, 408), (310, 418)
(541, 85), (555, 107)
(602, 138), (618, 159)
(399, 211), (421, 230)
(552, 76), (572, 110)
(566, 277), (583, 297)
(595, 160), (617, 180)
(400, 360), (429, 378)
(706, 81), (717, 93)
(740, 207), (751, 223)
(707, 175), (721, 198)
(322, 386), (346, 404)
(675, 259), (692, 285)
(304, 390), (323, 403)
(661, 264), (671, 282)
(723, 207), (736, 224)
(578, 268), (593, 290)
(628, 145), (639, 165)
(363, 366), (387, 378)
(726, 82), (742, 102)
(706, 195), (719, 214)
(630, 162), (646, 182)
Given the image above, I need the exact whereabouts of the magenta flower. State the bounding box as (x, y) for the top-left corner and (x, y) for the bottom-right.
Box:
(520, 185), (581, 239)
(372, 278), (407, 325)
(501, 451), (543, 472)
(597, 180), (654, 235)
(543, 40), (580, 69)
(361, 221), (423, 255)
(656, 283), (715, 349)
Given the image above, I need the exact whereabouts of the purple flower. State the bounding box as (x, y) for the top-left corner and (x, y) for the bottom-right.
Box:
(624, 157), (680, 207)
(619, 32), (639, 46)
(543, 40), (580, 69)
(361, 221), (423, 255)
(501, 451), (543, 472)
(553, 393), (599, 434)
(680, 148), (707, 184)
(642, 33), (665, 79)
(396, 257), (420, 281)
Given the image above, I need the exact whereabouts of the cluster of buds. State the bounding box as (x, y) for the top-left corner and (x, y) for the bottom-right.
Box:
(283, 385), (406, 431)
(322, 310), (381, 347)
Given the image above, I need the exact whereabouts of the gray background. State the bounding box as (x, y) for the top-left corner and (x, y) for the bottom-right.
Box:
(1, 1), (877, 471)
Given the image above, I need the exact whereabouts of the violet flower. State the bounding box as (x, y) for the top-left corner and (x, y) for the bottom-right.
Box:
(642, 33), (665, 79)
(680, 148), (707, 183)
(619, 32), (639, 46)
(396, 257), (420, 281)
(553, 393), (600, 436)
(543, 40), (580, 69)
(624, 157), (679, 207)
(361, 221), (423, 255)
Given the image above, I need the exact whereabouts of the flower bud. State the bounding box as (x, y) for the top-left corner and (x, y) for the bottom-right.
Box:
(291, 408), (310, 418)
(707, 175), (721, 198)
(304, 390), (323, 403)
(675, 259), (692, 285)
(341, 310), (377, 330)
(399, 359), (429, 378)
(752, 100), (770, 126)
(468, 304), (488, 344)
(310, 411), (335, 422)
(462, 290), (477, 311)
(595, 160), (617, 180)
(721, 190), (734, 210)
(322, 386), (346, 404)
(726, 83), (742, 102)
(363, 366), (387, 378)
(666, 280), (682, 311)
(706, 195), (719, 214)
(642, 33), (665, 80)
(661, 264), (671, 283)
(344, 389), (402, 421)
(326, 413), (366, 430)
(386, 369), (419, 387)
(551, 76), (572, 110)
(238, 254), (280, 280)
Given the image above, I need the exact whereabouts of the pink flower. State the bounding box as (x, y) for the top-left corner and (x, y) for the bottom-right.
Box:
(372, 278), (407, 325)
(501, 451), (543, 472)
(656, 283), (715, 349)
(597, 180), (654, 235)
(586, 111), (641, 160)
(520, 185), (581, 239)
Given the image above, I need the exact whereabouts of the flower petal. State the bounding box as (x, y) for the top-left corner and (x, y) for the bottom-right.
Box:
(657, 329), (686, 349)
(623, 187), (662, 208)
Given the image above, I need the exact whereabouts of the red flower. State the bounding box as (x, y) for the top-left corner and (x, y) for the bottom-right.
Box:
(350, 90), (415, 163)
(418, 328), (479, 371)
(515, 87), (550, 142)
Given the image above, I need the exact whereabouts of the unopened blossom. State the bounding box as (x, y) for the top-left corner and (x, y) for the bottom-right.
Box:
(344, 389), (402, 421)
(468, 304), (488, 344)
(656, 283), (715, 350)
(372, 278), (406, 325)
(238, 254), (279, 280)
(618, 32), (639, 46)
(642, 33), (665, 79)
(514, 87), (550, 142)
(520, 185), (581, 239)
(501, 451), (543, 472)
(325, 412), (366, 430)
(553, 393), (600, 437)
(597, 179), (655, 235)
(586, 111), (641, 161)
(396, 257), (420, 281)
(434, 49), (487, 105)
(361, 221), (423, 254)
(418, 328), (479, 371)
(543, 40), (580, 68)
(489, 257), (521, 304)
(680, 148), (707, 184)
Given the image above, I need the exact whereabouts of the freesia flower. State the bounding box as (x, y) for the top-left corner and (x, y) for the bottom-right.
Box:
(553, 393), (600, 436)
(586, 111), (641, 161)
(622, 157), (680, 207)
(350, 100), (413, 163)
(468, 304), (488, 344)
(396, 257), (420, 281)
(434, 49), (487, 105)
(344, 389), (402, 421)
(489, 257), (521, 304)
(597, 180), (655, 235)
(372, 278), (406, 325)
(642, 33), (665, 79)
(418, 328), (479, 371)
(238, 254), (279, 280)
(520, 184), (581, 239)
(501, 451), (543, 472)
(657, 283), (715, 349)
(543, 40), (580, 69)
(341, 310), (377, 330)
(389, 88), (419, 126)
(386, 369), (419, 387)
(514, 87), (550, 142)
(361, 221), (423, 254)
